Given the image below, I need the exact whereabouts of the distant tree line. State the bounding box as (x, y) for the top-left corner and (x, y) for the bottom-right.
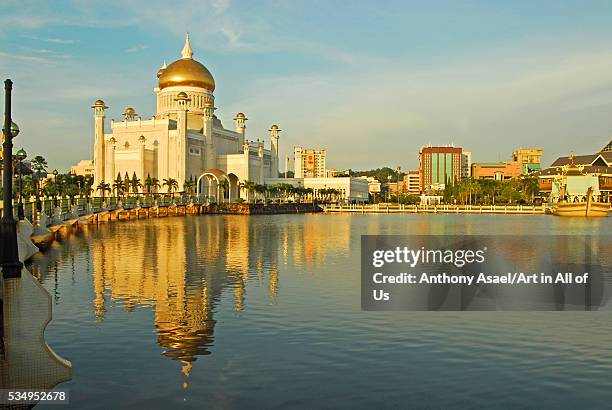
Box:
(442, 176), (540, 205)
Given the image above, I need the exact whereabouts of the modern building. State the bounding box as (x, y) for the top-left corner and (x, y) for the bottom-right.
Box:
(265, 177), (369, 203)
(90, 34), (280, 200)
(405, 170), (420, 194)
(461, 151), (472, 179)
(512, 147), (543, 174)
(70, 159), (94, 177)
(471, 162), (522, 180)
(355, 176), (382, 197)
(538, 141), (612, 200)
(419, 145), (462, 192)
(294, 147), (326, 178)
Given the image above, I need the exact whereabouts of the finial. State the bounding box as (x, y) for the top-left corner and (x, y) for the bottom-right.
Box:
(181, 32), (193, 59)
(162, 59), (167, 69)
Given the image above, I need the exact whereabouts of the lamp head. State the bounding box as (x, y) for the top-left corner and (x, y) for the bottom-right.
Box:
(10, 121), (19, 138)
(16, 148), (27, 161)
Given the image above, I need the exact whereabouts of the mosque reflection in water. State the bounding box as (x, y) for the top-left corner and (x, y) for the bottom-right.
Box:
(27, 215), (350, 379)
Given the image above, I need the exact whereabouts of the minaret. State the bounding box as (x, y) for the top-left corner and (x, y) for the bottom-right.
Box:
(258, 142), (264, 183)
(204, 101), (216, 169)
(138, 135), (146, 182)
(91, 99), (108, 187)
(107, 137), (116, 184)
(269, 124), (280, 178)
(243, 142), (250, 183)
(233, 113), (248, 145)
(175, 92), (190, 189)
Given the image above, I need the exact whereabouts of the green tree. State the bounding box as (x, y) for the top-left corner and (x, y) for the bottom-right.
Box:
(113, 173), (124, 197)
(163, 178), (178, 194)
(97, 181), (111, 200)
(183, 178), (195, 196)
(242, 180), (256, 203)
(130, 172), (142, 195)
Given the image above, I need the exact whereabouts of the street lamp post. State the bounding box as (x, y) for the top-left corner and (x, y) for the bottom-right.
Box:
(0, 79), (22, 278)
(52, 169), (58, 207)
(397, 165), (401, 207)
(16, 148), (27, 220)
(35, 171), (42, 212)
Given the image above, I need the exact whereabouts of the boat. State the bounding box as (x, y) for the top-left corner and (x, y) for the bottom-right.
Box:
(549, 187), (610, 217)
(547, 157), (610, 217)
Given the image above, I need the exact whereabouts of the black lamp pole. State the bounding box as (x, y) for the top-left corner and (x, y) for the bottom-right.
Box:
(16, 149), (26, 220)
(0, 79), (22, 278)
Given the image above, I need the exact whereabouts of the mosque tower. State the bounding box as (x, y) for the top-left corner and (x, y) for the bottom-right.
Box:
(91, 99), (108, 187)
(269, 125), (280, 178)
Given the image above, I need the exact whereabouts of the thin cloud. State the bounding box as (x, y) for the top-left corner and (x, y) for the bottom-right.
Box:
(27, 35), (79, 44)
(0, 50), (57, 64)
(125, 44), (149, 53)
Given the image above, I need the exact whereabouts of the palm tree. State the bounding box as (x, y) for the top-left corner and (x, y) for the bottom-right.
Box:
(242, 180), (256, 203)
(521, 175), (540, 204)
(183, 178), (195, 196)
(130, 172), (142, 195)
(113, 173), (124, 197)
(30, 155), (48, 176)
(123, 172), (130, 195)
(144, 174), (161, 194)
(43, 179), (58, 199)
(219, 179), (229, 202)
(96, 181), (111, 200)
(163, 178), (178, 194)
(303, 187), (313, 202)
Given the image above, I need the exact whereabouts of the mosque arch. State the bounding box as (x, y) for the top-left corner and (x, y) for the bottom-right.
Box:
(196, 169), (232, 203)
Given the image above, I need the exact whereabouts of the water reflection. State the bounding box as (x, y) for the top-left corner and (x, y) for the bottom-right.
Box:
(27, 215), (352, 382)
(22, 214), (612, 408)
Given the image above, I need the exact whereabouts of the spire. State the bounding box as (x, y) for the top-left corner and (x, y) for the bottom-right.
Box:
(161, 59), (167, 69)
(181, 33), (193, 59)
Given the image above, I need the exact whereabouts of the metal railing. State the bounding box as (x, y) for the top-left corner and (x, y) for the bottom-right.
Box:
(0, 194), (217, 222)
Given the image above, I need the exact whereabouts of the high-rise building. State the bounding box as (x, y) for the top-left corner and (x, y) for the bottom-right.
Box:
(512, 147), (543, 174)
(461, 151), (472, 179)
(405, 170), (420, 194)
(294, 147), (326, 178)
(419, 145), (462, 192)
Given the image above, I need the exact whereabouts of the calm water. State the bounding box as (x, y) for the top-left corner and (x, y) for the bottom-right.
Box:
(28, 214), (612, 409)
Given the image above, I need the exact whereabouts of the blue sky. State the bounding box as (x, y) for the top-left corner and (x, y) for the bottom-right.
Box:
(1, 0), (612, 171)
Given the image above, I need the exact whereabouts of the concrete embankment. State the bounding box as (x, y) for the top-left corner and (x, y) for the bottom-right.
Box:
(15, 201), (322, 263)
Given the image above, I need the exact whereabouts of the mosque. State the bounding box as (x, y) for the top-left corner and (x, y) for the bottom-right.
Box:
(91, 34), (280, 200)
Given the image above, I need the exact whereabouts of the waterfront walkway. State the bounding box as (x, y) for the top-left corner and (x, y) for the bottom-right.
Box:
(324, 203), (546, 214)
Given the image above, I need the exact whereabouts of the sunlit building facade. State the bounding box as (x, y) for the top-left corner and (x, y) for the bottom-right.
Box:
(90, 34), (280, 198)
(294, 147), (326, 178)
(512, 147), (543, 174)
(419, 145), (462, 192)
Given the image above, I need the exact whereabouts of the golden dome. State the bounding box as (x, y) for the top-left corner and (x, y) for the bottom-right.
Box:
(91, 99), (108, 109)
(158, 34), (215, 91)
(159, 59), (215, 91)
(234, 112), (246, 119)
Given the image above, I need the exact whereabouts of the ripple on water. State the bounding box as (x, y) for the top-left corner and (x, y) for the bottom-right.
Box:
(29, 214), (612, 409)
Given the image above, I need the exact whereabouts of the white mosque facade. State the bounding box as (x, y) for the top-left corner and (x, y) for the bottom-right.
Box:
(91, 34), (280, 200)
